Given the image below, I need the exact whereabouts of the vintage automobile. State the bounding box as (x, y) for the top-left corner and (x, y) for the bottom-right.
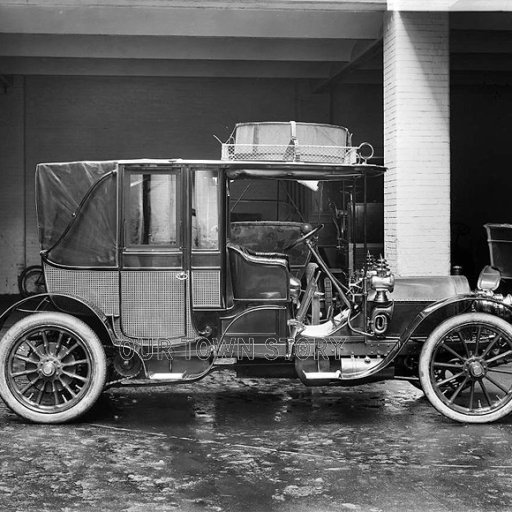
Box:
(1, 121), (512, 425)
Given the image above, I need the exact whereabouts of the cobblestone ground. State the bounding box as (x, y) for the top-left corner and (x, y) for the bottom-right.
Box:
(1, 373), (512, 512)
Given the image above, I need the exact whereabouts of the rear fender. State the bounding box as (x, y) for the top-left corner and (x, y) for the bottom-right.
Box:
(0, 293), (116, 347)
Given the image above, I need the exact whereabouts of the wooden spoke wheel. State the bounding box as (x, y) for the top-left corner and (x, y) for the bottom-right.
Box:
(419, 313), (512, 423)
(0, 312), (106, 423)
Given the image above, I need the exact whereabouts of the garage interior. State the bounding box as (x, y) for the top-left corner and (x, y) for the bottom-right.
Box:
(0, 2), (511, 293)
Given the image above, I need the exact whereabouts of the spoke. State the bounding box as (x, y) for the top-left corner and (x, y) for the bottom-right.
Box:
(448, 376), (469, 403)
(54, 332), (65, 356)
(35, 383), (45, 405)
(456, 330), (471, 358)
(483, 374), (510, 395)
(61, 370), (88, 383)
(24, 340), (43, 360)
(433, 362), (464, 369)
(62, 359), (89, 367)
(488, 368), (512, 375)
(60, 343), (79, 359)
(42, 331), (50, 355)
(19, 376), (41, 395)
(52, 383), (60, 406)
(481, 334), (501, 359)
(13, 354), (38, 365)
(485, 349), (512, 365)
(479, 380), (492, 407)
(440, 343), (466, 363)
(11, 368), (38, 378)
(474, 325), (482, 356)
(436, 371), (466, 387)
(58, 379), (77, 398)
(469, 380), (475, 410)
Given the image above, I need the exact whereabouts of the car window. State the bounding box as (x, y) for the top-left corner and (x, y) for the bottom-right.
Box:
(192, 170), (219, 250)
(126, 172), (178, 246)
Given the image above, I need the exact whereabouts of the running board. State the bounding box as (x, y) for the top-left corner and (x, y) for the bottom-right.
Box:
(149, 372), (185, 381)
(213, 358), (237, 366)
(302, 357), (384, 382)
(303, 370), (341, 380)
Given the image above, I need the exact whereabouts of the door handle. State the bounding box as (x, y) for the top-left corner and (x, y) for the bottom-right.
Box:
(176, 271), (188, 281)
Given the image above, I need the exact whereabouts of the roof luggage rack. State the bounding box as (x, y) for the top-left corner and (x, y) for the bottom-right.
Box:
(220, 121), (373, 164)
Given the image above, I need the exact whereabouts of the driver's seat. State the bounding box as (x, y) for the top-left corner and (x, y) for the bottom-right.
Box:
(227, 243), (289, 300)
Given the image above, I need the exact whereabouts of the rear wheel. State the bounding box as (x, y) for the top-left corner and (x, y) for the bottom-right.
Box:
(419, 312), (512, 423)
(0, 312), (106, 423)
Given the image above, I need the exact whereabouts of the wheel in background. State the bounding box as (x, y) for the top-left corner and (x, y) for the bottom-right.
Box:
(18, 265), (46, 297)
(419, 312), (512, 423)
(0, 312), (106, 423)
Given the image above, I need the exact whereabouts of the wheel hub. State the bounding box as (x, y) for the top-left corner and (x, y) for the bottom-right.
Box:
(39, 358), (60, 378)
(467, 359), (485, 379)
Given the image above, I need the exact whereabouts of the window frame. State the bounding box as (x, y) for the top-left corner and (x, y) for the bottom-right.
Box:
(191, 168), (221, 252)
(123, 167), (182, 251)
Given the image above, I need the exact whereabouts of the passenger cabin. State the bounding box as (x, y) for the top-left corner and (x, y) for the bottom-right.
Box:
(36, 122), (383, 348)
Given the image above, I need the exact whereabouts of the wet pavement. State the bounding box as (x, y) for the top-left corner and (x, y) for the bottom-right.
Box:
(0, 373), (512, 512)
(1, 296), (512, 511)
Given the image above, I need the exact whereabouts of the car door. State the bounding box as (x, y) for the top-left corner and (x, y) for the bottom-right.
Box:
(120, 164), (187, 339)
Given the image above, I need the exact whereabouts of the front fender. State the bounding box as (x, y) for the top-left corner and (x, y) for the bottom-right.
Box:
(399, 293), (512, 347)
(0, 293), (116, 346)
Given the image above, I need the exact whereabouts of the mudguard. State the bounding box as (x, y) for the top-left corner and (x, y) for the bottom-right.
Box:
(399, 293), (512, 346)
(298, 294), (512, 383)
(0, 292), (116, 346)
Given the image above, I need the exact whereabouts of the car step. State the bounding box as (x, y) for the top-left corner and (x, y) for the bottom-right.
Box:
(213, 357), (237, 366)
(302, 370), (341, 380)
(148, 373), (185, 381)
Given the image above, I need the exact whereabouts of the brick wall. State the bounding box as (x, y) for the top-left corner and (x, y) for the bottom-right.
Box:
(383, 10), (450, 276)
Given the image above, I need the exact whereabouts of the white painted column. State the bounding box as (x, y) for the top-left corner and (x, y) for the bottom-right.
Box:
(383, 11), (450, 276)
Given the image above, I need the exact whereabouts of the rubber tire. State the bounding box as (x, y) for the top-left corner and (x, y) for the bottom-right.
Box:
(18, 265), (45, 297)
(0, 312), (107, 424)
(419, 312), (512, 424)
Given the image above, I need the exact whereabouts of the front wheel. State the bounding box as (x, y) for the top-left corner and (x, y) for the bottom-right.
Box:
(0, 312), (106, 423)
(419, 312), (512, 423)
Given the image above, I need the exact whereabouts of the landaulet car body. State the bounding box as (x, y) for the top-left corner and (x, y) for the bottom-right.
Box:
(1, 121), (511, 424)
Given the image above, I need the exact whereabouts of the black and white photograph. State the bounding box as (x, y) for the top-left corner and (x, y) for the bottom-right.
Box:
(1, 0), (512, 510)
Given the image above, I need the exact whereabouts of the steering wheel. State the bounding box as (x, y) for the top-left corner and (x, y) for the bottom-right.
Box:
(284, 224), (324, 251)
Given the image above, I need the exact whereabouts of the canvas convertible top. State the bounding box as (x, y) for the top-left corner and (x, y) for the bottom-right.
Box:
(36, 160), (118, 266)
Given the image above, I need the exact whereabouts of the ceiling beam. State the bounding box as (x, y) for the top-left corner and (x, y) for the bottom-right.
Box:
(0, 34), (369, 62)
(0, 5), (384, 39)
(0, 0), (386, 11)
(314, 37), (382, 92)
(0, 57), (338, 78)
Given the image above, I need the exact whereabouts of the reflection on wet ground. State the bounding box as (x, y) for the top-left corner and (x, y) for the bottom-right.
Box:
(1, 372), (512, 511)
